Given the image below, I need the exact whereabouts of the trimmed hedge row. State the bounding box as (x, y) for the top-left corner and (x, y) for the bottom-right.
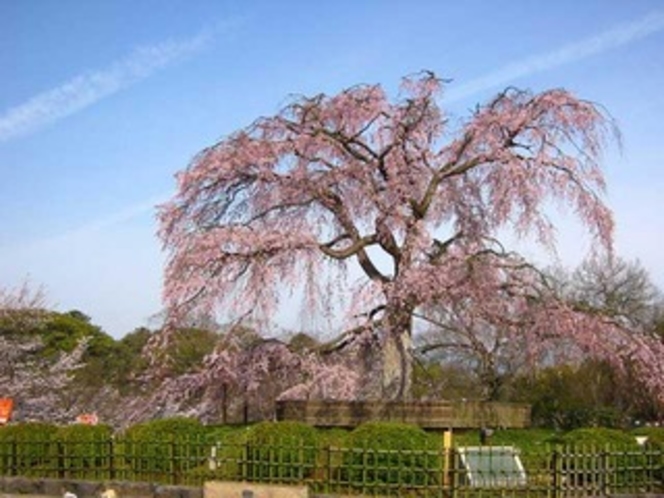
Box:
(1, 419), (662, 488)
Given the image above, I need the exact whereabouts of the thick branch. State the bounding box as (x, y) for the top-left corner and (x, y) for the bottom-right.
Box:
(320, 234), (378, 259)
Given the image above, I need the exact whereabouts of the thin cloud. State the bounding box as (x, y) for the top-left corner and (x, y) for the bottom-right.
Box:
(49, 193), (170, 244)
(0, 30), (213, 142)
(0, 193), (170, 254)
(447, 10), (664, 102)
(17, 11), (664, 248)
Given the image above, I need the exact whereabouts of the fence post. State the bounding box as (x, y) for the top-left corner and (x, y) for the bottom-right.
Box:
(600, 445), (610, 497)
(242, 440), (248, 482)
(108, 435), (115, 481)
(169, 437), (178, 485)
(298, 438), (304, 482)
(325, 445), (331, 494)
(57, 440), (65, 479)
(10, 438), (17, 477)
(450, 447), (458, 498)
(442, 429), (452, 489)
(551, 445), (562, 498)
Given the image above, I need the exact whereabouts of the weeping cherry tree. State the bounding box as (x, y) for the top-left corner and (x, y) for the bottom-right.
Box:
(159, 72), (664, 402)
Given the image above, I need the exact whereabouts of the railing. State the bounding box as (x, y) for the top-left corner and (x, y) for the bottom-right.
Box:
(275, 400), (532, 429)
(0, 436), (661, 497)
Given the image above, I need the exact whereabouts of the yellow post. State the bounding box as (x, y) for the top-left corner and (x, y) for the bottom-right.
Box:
(443, 428), (453, 487)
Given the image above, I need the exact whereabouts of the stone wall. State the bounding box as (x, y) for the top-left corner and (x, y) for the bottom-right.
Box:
(0, 477), (202, 498)
(276, 399), (531, 429)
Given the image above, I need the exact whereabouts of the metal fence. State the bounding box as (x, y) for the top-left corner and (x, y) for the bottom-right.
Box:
(0, 435), (661, 497)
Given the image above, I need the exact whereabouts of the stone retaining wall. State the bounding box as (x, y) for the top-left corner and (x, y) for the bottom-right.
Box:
(276, 399), (531, 429)
(0, 477), (202, 498)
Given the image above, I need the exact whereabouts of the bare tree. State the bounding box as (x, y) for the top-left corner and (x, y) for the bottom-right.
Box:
(568, 256), (663, 330)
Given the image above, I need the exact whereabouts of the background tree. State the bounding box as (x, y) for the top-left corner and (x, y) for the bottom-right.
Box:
(0, 284), (95, 422)
(565, 256), (664, 330)
(533, 256), (664, 420)
(414, 296), (538, 401)
(159, 72), (664, 401)
(0, 279), (48, 334)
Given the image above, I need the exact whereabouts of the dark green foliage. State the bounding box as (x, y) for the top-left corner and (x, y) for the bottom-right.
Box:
(163, 328), (219, 375)
(87, 327), (218, 394)
(453, 428), (555, 448)
(413, 361), (484, 400)
(73, 326), (150, 393)
(246, 420), (318, 446)
(55, 424), (113, 479)
(0, 419), (661, 494)
(630, 427), (664, 483)
(550, 427), (638, 447)
(244, 421), (319, 482)
(631, 426), (664, 448)
(515, 362), (630, 430)
(317, 427), (350, 448)
(110, 327), (151, 388)
(121, 418), (211, 479)
(192, 425), (251, 481)
(0, 423), (58, 476)
(56, 423), (113, 442)
(342, 422), (440, 493)
(123, 417), (209, 440)
(548, 428), (649, 490)
(345, 421), (430, 448)
(40, 312), (108, 358)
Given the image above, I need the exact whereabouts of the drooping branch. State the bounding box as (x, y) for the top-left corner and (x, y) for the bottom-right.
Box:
(158, 72), (664, 402)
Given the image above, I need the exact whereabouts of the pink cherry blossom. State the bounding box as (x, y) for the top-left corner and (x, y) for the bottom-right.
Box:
(159, 72), (662, 403)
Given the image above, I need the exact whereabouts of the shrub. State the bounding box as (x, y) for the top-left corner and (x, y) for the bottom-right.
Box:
(55, 424), (113, 479)
(630, 426), (664, 484)
(549, 428), (646, 490)
(342, 422), (440, 494)
(120, 418), (211, 480)
(123, 417), (209, 441)
(550, 427), (637, 448)
(188, 425), (251, 482)
(452, 428), (555, 450)
(317, 427), (350, 448)
(0, 423), (59, 476)
(244, 421), (319, 482)
(631, 426), (664, 449)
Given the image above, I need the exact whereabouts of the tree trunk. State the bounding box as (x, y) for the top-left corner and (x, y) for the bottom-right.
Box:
(357, 312), (413, 400)
(380, 328), (412, 400)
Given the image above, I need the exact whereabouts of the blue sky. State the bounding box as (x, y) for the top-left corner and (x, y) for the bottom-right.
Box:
(1, 1), (663, 338)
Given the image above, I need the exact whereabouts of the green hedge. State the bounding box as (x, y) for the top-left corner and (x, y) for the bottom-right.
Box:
(342, 422), (440, 494)
(0, 422), (59, 476)
(122, 417), (209, 440)
(54, 424), (113, 479)
(631, 426), (664, 449)
(187, 425), (250, 482)
(548, 428), (651, 489)
(120, 417), (211, 479)
(244, 421), (319, 482)
(1, 419), (661, 492)
(550, 427), (638, 447)
(630, 427), (664, 483)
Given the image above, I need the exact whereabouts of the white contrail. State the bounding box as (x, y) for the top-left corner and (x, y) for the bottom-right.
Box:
(49, 193), (170, 243)
(14, 11), (664, 242)
(447, 10), (664, 102)
(0, 30), (212, 142)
